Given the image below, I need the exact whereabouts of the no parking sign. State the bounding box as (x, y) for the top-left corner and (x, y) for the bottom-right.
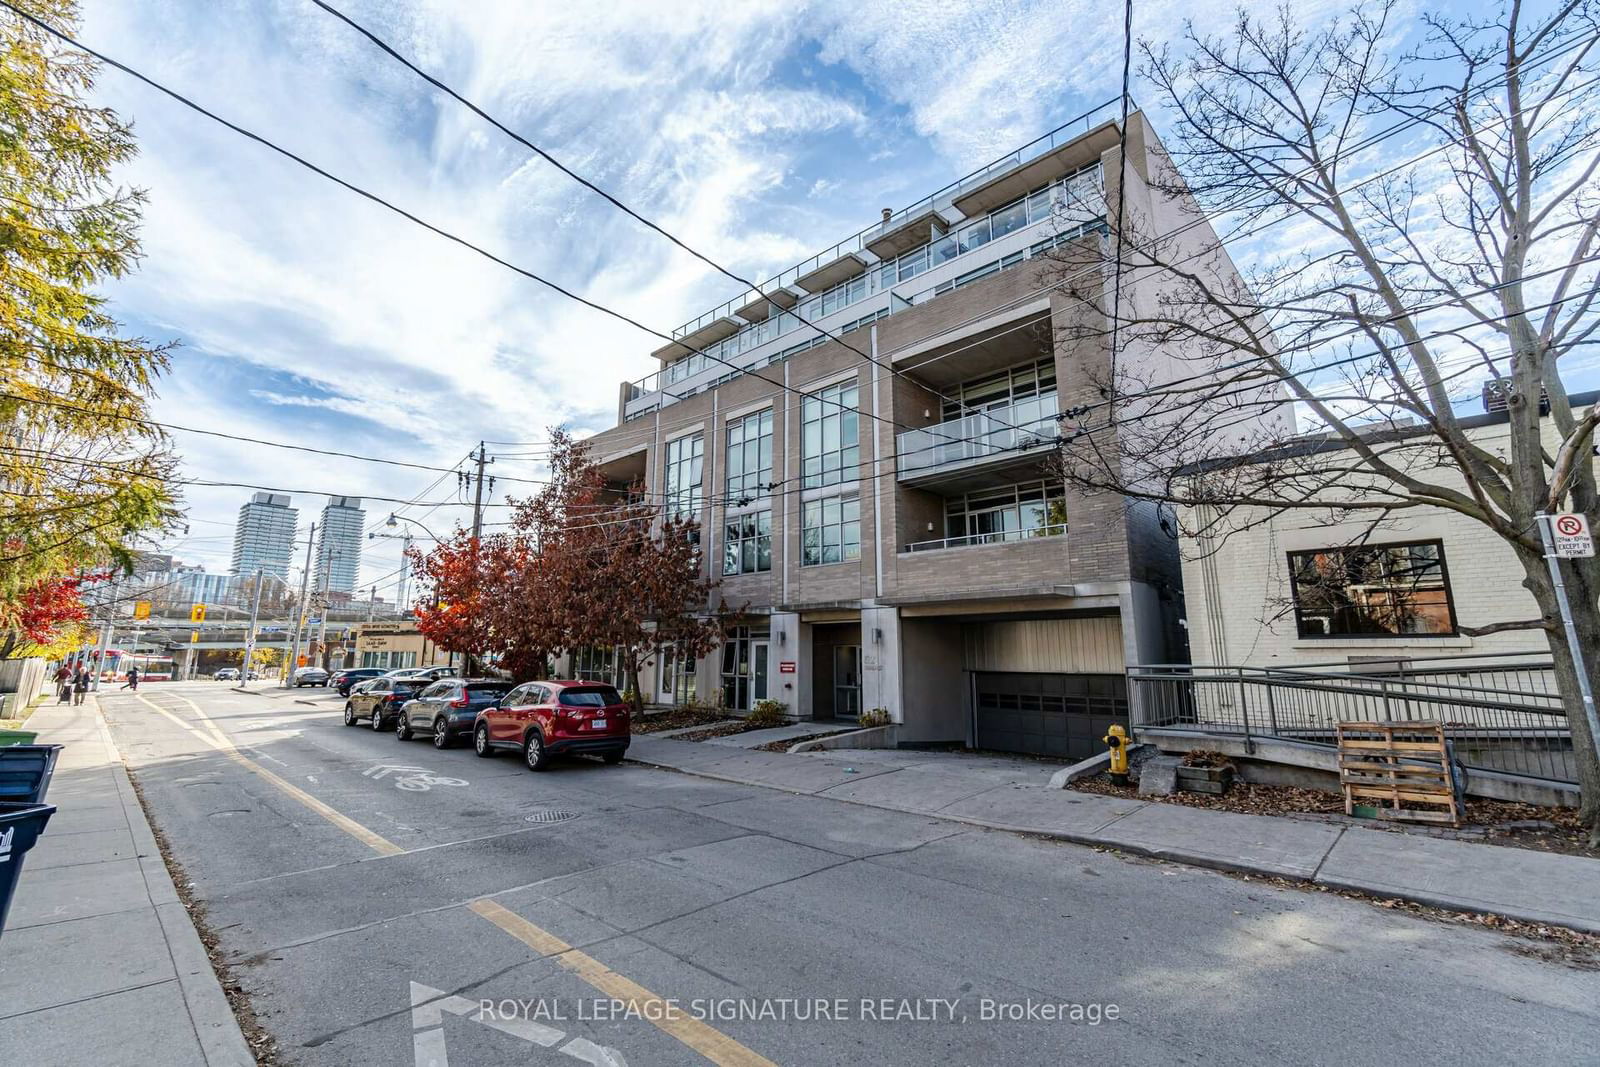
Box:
(1552, 513), (1595, 558)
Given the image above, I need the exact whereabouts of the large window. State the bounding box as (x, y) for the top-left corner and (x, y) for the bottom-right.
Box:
(941, 357), (1057, 420)
(663, 432), (704, 520)
(942, 482), (1067, 546)
(802, 380), (859, 489)
(1288, 541), (1458, 638)
(725, 410), (773, 500)
(802, 495), (861, 566)
(572, 646), (624, 686)
(723, 510), (772, 575)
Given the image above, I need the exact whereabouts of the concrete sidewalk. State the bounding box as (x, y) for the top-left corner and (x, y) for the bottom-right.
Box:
(627, 735), (1600, 934)
(0, 699), (252, 1066)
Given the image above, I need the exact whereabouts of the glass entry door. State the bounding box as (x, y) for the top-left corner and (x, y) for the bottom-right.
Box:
(833, 645), (861, 719)
(751, 642), (770, 705)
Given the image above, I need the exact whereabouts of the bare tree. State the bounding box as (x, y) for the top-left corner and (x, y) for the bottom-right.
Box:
(1048, 0), (1600, 839)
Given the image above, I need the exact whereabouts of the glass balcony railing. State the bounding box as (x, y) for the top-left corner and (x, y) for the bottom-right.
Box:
(905, 524), (1067, 553)
(666, 97), (1123, 342)
(896, 395), (1059, 479)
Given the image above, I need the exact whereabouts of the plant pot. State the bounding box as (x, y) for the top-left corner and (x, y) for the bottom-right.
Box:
(1176, 765), (1233, 795)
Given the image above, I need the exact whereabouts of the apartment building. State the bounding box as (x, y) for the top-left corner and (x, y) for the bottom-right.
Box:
(580, 107), (1266, 760)
(231, 492), (297, 583)
(315, 496), (366, 595)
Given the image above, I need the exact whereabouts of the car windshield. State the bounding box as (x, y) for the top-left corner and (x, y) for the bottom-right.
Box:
(559, 687), (622, 707)
(392, 681), (424, 692)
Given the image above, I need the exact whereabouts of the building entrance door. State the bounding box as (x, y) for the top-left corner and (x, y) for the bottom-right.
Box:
(833, 645), (861, 719)
(751, 642), (770, 705)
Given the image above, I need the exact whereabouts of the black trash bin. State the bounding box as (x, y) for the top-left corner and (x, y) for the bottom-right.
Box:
(0, 801), (57, 938)
(0, 744), (63, 804)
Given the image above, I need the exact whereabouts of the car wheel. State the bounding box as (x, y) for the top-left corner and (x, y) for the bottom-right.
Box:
(371, 707), (386, 731)
(432, 718), (451, 749)
(474, 723), (494, 758)
(396, 714), (413, 741)
(343, 703), (355, 726)
(602, 750), (625, 765)
(523, 730), (549, 772)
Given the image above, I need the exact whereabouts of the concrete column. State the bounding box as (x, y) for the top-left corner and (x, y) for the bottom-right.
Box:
(860, 605), (902, 721)
(769, 611), (801, 713)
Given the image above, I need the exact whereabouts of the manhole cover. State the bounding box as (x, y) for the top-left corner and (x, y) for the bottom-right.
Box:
(524, 810), (579, 824)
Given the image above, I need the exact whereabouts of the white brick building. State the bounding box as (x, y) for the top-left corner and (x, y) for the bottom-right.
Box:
(1179, 392), (1599, 671)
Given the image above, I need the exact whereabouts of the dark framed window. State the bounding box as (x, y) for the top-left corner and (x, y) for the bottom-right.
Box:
(1287, 540), (1458, 638)
(725, 410), (773, 500)
(723, 510), (772, 575)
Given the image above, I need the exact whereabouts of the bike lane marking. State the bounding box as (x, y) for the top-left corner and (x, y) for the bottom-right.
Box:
(132, 691), (778, 1067)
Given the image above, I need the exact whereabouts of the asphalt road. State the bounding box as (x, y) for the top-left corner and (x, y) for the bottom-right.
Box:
(99, 682), (1600, 1067)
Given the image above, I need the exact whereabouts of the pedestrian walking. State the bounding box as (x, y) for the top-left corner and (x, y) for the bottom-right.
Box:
(53, 664), (72, 703)
(72, 666), (90, 706)
(121, 665), (140, 691)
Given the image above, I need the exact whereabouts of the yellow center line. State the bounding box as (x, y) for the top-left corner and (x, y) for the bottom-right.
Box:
(130, 690), (777, 1067)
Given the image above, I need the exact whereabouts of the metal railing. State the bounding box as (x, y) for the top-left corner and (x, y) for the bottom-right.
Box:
(896, 396), (1059, 478)
(668, 97), (1123, 342)
(904, 524), (1067, 553)
(1129, 655), (1573, 783)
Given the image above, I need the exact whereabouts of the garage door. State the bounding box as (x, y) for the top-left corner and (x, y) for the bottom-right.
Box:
(973, 672), (1128, 760)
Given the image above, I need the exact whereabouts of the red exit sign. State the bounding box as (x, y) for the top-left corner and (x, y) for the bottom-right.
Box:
(778, 661), (796, 674)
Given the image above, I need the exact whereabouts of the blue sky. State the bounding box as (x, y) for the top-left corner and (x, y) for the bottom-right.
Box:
(73, 0), (1588, 594)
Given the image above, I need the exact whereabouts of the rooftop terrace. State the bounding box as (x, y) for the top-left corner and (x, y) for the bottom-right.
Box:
(622, 99), (1128, 420)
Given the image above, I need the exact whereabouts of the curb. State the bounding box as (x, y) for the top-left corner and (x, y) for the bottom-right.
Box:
(625, 747), (1600, 935)
(93, 701), (256, 1066)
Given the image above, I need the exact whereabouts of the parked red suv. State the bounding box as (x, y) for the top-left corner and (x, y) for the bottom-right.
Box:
(473, 680), (630, 770)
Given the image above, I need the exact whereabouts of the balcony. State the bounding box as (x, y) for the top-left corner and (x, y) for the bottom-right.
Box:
(896, 395), (1059, 487)
(905, 524), (1067, 553)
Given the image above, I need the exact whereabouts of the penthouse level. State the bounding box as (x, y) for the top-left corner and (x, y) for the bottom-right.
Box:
(619, 99), (1123, 424)
(579, 109), (1286, 762)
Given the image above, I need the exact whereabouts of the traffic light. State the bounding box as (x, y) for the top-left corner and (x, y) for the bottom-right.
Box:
(189, 603), (207, 623)
(133, 601), (151, 620)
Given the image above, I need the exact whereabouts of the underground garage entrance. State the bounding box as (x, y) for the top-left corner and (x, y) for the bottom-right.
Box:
(972, 671), (1129, 761)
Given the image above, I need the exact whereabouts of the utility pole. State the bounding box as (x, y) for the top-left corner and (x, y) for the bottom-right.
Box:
(286, 523), (315, 687)
(240, 568), (263, 689)
(466, 442), (492, 674)
(366, 584), (378, 622)
(315, 558), (332, 672)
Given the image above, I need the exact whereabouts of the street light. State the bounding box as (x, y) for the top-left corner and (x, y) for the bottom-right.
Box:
(384, 512), (443, 541)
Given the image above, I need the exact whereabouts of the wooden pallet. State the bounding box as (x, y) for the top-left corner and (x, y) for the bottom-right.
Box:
(1336, 721), (1461, 825)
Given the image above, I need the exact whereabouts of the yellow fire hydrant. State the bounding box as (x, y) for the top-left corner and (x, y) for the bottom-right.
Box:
(1103, 724), (1130, 786)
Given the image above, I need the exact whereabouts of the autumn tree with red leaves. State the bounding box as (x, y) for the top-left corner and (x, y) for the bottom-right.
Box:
(406, 526), (498, 673)
(0, 573), (101, 659)
(407, 430), (728, 701)
(518, 431), (727, 711)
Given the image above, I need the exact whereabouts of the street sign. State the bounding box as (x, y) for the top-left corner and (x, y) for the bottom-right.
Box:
(133, 601), (151, 620)
(779, 661), (796, 674)
(189, 603), (207, 622)
(1552, 512), (1595, 558)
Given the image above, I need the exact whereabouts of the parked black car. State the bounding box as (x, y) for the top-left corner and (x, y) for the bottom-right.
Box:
(332, 668), (384, 696)
(343, 677), (427, 730)
(396, 678), (514, 748)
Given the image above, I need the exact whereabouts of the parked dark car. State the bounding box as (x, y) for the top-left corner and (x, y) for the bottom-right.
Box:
(291, 666), (330, 688)
(472, 680), (630, 770)
(343, 677), (427, 730)
(396, 678), (514, 748)
(332, 668), (384, 696)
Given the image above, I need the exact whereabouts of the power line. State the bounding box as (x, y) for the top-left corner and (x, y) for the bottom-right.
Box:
(307, 0), (1082, 444)
(10, 3), (1587, 521)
